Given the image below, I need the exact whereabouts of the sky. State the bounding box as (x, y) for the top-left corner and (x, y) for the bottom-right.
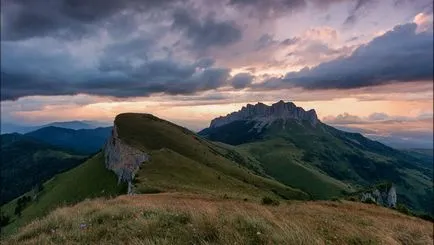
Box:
(1, 0), (433, 148)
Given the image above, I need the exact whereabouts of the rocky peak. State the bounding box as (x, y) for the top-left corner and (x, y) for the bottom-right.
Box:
(210, 100), (319, 128)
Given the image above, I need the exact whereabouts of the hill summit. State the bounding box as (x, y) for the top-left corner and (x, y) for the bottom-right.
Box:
(210, 100), (318, 128)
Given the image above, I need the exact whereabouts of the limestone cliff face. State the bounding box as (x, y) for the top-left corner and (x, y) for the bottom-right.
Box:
(360, 184), (397, 208)
(210, 100), (318, 128)
(103, 125), (149, 193)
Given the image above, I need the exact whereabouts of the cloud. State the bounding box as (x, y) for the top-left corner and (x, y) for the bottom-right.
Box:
(413, 12), (434, 32)
(280, 37), (300, 46)
(255, 34), (278, 50)
(1, 51), (233, 100)
(279, 23), (433, 89)
(1, 1), (433, 102)
(323, 112), (433, 125)
(367, 112), (389, 121)
(322, 112), (363, 124)
(228, 0), (307, 18)
(171, 8), (242, 52)
(323, 111), (433, 148)
(230, 73), (254, 89)
(343, 0), (377, 26)
(1, 0), (178, 41)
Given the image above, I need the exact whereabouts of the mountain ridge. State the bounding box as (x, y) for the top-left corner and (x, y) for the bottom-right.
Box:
(25, 126), (112, 154)
(210, 100), (318, 129)
(1, 120), (111, 134)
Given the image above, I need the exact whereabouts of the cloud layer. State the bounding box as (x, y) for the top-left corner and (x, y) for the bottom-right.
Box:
(1, 0), (433, 105)
(262, 23), (433, 90)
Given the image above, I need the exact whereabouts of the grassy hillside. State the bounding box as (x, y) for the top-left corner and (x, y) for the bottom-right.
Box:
(4, 193), (432, 245)
(201, 119), (433, 214)
(0, 133), (87, 204)
(238, 139), (351, 199)
(1, 153), (126, 237)
(116, 113), (309, 201)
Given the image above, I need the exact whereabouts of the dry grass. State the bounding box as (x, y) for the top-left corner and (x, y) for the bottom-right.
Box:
(4, 193), (433, 245)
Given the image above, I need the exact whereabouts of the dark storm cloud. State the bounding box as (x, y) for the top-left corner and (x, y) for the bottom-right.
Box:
(171, 9), (242, 52)
(228, 0), (307, 18)
(1, 0), (181, 40)
(230, 73), (254, 89)
(1, 61), (231, 101)
(194, 57), (216, 68)
(278, 23), (433, 90)
(1, 40), (231, 100)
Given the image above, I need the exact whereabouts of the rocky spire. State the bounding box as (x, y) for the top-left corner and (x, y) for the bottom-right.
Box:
(210, 100), (319, 128)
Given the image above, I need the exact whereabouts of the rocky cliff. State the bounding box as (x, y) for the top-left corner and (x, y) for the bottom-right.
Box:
(103, 125), (149, 194)
(360, 184), (397, 208)
(210, 100), (319, 128)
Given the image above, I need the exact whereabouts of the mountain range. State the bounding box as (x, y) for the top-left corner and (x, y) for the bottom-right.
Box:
(1, 120), (111, 134)
(1, 101), (433, 244)
(25, 126), (112, 154)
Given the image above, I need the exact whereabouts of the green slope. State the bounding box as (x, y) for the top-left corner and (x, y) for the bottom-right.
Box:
(1, 153), (126, 237)
(201, 118), (433, 214)
(116, 113), (309, 201)
(238, 139), (350, 199)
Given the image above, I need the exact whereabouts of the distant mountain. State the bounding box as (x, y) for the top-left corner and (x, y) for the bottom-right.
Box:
(25, 126), (112, 154)
(43, 121), (99, 130)
(209, 100), (318, 129)
(1, 120), (111, 134)
(199, 101), (433, 214)
(0, 133), (87, 204)
(333, 125), (433, 149)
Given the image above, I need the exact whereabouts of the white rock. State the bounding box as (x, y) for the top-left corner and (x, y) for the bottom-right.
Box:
(103, 124), (149, 194)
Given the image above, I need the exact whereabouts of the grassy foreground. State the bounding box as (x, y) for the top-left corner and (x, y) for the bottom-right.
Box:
(4, 193), (433, 245)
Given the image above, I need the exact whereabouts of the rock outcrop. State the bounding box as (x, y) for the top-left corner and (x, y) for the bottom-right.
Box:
(210, 100), (319, 128)
(360, 184), (397, 208)
(103, 125), (149, 194)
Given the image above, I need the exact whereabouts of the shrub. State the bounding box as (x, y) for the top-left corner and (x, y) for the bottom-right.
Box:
(331, 196), (341, 202)
(138, 186), (162, 194)
(396, 203), (411, 215)
(362, 198), (377, 205)
(261, 197), (279, 206)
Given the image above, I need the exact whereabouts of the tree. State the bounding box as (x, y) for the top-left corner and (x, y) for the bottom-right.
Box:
(0, 212), (10, 227)
(14, 205), (22, 217)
